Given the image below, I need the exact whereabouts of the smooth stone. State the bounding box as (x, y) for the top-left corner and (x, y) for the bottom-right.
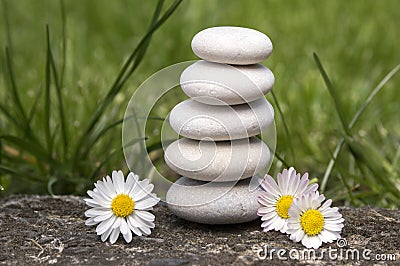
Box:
(166, 177), (262, 224)
(169, 98), (274, 141)
(180, 60), (274, 105)
(191, 26), (273, 65)
(164, 137), (270, 182)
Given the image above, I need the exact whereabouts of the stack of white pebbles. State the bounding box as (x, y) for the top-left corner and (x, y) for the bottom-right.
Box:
(165, 26), (275, 224)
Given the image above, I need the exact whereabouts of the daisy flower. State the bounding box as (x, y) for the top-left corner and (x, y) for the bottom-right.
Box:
(257, 167), (318, 233)
(287, 192), (344, 249)
(84, 170), (160, 244)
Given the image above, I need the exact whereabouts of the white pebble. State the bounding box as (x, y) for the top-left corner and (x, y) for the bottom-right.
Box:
(164, 137), (270, 182)
(180, 60), (274, 105)
(166, 177), (262, 224)
(169, 98), (274, 141)
(191, 26), (273, 65)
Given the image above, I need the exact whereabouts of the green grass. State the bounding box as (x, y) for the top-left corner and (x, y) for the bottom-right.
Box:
(0, 0), (399, 208)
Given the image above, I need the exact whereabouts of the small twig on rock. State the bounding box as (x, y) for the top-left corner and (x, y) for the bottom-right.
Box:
(370, 210), (398, 223)
(26, 238), (44, 257)
(140, 237), (164, 243)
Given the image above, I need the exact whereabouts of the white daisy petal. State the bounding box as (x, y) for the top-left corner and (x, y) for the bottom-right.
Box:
(136, 210), (156, 222)
(325, 217), (344, 223)
(94, 211), (113, 222)
(128, 214), (142, 228)
(94, 182), (112, 200)
(302, 235), (319, 249)
(287, 221), (301, 231)
(258, 168), (322, 237)
(139, 226), (151, 235)
(304, 183), (319, 195)
(84, 170), (160, 243)
(293, 229), (305, 242)
(87, 191), (110, 207)
(257, 206), (275, 215)
(310, 236), (322, 249)
(84, 198), (105, 208)
(275, 218), (286, 232)
(123, 230), (133, 243)
(103, 178), (117, 197)
(132, 183), (155, 202)
(277, 171), (285, 193)
(135, 197), (160, 210)
(120, 218), (129, 235)
(321, 209), (341, 218)
(125, 173), (135, 194)
(286, 192), (344, 249)
(85, 217), (98, 226)
(112, 217), (122, 229)
(260, 192), (277, 203)
(112, 170), (124, 194)
(262, 222), (274, 232)
(260, 211), (277, 221)
(105, 175), (117, 195)
(127, 217), (143, 236)
(96, 216), (116, 235)
(287, 172), (300, 195)
(260, 175), (281, 196)
(132, 212), (155, 228)
(85, 208), (110, 217)
(261, 215), (278, 229)
(110, 227), (120, 244)
(318, 229), (331, 242)
(296, 175), (309, 195)
(127, 174), (139, 195)
(318, 199), (332, 211)
(257, 194), (276, 206)
(101, 226), (113, 242)
(324, 222), (344, 231)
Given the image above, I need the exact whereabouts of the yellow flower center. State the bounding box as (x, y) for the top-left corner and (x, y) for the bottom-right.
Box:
(111, 194), (134, 217)
(300, 209), (324, 236)
(276, 195), (294, 219)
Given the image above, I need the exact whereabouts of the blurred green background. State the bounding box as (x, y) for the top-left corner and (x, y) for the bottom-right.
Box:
(0, 0), (399, 207)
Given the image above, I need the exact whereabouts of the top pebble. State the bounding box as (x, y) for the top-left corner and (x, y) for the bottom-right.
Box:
(191, 26), (273, 65)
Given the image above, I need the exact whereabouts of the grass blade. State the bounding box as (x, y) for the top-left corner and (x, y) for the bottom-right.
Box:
(5, 47), (29, 126)
(121, 0), (166, 84)
(320, 64), (400, 192)
(0, 135), (52, 164)
(27, 86), (43, 126)
(0, 103), (25, 130)
(273, 152), (290, 168)
(48, 33), (69, 159)
(44, 25), (53, 154)
(80, 117), (126, 160)
(313, 53), (349, 136)
(349, 64), (400, 128)
(271, 90), (294, 164)
(321, 138), (344, 192)
(1, 0), (13, 50)
(72, 0), (183, 169)
(89, 137), (146, 180)
(59, 0), (67, 86)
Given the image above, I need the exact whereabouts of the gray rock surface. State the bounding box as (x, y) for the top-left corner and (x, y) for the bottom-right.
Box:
(1, 195), (399, 265)
(166, 177), (262, 224)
